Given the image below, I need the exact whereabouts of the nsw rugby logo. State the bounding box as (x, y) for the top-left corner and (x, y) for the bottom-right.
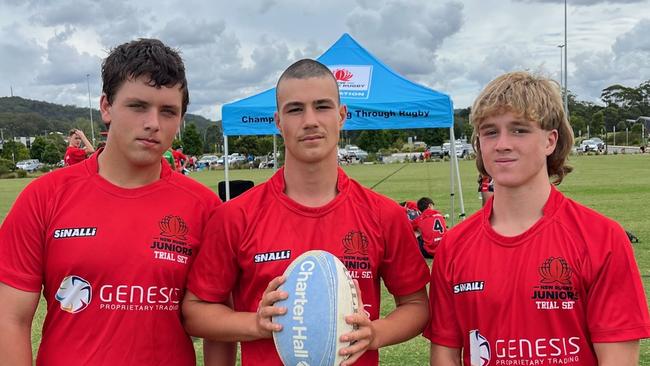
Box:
(55, 275), (92, 313)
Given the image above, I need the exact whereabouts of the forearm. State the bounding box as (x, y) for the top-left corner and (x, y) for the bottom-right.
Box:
(370, 294), (428, 349)
(183, 298), (265, 342)
(82, 140), (95, 153)
(0, 321), (33, 366)
(594, 341), (639, 366)
(430, 343), (461, 366)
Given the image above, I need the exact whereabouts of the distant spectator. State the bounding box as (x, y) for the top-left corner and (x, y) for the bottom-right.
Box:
(172, 147), (188, 173)
(64, 129), (95, 166)
(411, 197), (447, 258)
(478, 174), (494, 206)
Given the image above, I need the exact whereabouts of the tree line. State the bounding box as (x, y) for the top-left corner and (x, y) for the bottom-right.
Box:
(2, 78), (648, 166)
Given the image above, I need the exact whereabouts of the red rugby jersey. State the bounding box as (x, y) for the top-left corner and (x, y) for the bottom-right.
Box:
(189, 167), (430, 366)
(0, 152), (220, 365)
(426, 186), (650, 366)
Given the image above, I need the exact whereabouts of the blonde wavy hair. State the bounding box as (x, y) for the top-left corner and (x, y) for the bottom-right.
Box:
(470, 71), (574, 185)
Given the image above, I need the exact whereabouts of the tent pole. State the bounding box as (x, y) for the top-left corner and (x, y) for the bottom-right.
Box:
(224, 134), (230, 201)
(449, 128), (456, 226)
(273, 134), (278, 172)
(454, 145), (466, 221)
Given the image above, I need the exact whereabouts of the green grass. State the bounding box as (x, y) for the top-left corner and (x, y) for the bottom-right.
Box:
(2, 154), (650, 365)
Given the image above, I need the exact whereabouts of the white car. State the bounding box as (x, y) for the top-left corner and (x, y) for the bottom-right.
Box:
(579, 139), (599, 152)
(344, 145), (369, 161)
(16, 159), (43, 172)
(197, 155), (220, 168)
(442, 141), (472, 158)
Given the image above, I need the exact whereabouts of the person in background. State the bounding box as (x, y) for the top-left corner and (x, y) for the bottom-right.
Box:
(478, 173), (494, 206)
(411, 197), (447, 259)
(64, 129), (95, 166)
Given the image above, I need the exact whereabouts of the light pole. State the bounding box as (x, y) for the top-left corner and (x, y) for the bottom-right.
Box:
(564, 0), (569, 120)
(86, 74), (96, 146)
(558, 44), (564, 90)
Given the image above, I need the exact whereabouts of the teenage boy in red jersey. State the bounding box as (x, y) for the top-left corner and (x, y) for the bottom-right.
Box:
(64, 128), (95, 166)
(427, 71), (650, 366)
(0, 39), (223, 366)
(411, 197), (447, 258)
(183, 59), (430, 366)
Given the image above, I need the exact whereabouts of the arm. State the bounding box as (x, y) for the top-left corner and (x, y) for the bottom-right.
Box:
(75, 130), (95, 154)
(182, 276), (288, 342)
(0, 282), (40, 366)
(203, 339), (236, 366)
(594, 341), (639, 366)
(340, 286), (429, 366)
(430, 343), (462, 366)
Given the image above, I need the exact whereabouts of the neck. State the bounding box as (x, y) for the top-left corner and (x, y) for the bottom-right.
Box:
(97, 147), (162, 188)
(490, 173), (552, 237)
(282, 155), (339, 207)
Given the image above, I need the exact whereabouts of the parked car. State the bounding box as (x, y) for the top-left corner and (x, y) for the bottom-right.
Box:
(344, 145), (369, 161)
(590, 137), (605, 151)
(16, 159), (43, 172)
(217, 153), (247, 165)
(579, 139), (599, 152)
(428, 145), (444, 158)
(197, 154), (220, 169)
(442, 141), (472, 158)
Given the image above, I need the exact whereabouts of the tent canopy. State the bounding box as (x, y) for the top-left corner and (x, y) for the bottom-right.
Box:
(221, 33), (454, 136)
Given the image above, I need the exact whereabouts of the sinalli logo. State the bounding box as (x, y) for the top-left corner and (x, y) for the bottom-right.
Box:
(55, 275), (92, 313)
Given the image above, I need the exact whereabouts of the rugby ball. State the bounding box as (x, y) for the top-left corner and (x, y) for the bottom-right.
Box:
(272, 250), (359, 366)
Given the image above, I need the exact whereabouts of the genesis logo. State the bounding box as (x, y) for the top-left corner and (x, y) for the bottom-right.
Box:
(470, 330), (491, 366)
(55, 275), (92, 313)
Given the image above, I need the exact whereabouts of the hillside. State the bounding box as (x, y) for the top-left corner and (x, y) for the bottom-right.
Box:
(0, 96), (219, 139)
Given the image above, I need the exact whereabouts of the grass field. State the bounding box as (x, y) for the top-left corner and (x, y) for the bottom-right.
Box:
(1, 153), (649, 364)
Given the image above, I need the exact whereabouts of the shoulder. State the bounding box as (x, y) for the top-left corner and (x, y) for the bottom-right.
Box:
(553, 195), (627, 245)
(167, 173), (221, 207)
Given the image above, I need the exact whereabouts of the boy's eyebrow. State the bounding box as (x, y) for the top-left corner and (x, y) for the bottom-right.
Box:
(282, 101), (304, 110)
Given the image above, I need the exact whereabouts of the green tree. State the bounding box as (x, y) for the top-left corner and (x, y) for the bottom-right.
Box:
(1, 140), (30, 162)
(590, 111), (605, 136)
(203, 124), (220, 153)
(181, 123), (203, 156)
(41, 142), (62, 164)
(30, 136), (48, 160)
(569, 115), (586, 139)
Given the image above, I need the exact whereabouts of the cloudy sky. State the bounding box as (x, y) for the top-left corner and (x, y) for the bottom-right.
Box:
(1, 0), (649, 120)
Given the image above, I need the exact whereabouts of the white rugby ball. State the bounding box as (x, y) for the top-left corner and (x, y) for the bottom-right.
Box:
(272, 250), (359, 366)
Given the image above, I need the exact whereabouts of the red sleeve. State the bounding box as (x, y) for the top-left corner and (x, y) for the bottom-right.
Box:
(424, 236), (463, 347)
(378, 200), (429, 297)
(187, 204), (242, 303)
(0, 180), (49, 292)
(586, 224), (650, 342)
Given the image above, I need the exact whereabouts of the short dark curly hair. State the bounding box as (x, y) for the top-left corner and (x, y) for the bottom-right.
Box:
(101, 38), (189, 115)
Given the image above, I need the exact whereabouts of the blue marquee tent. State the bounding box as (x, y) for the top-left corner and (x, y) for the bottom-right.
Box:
(222, 33), (454, 135)
(219, 33), (465, 221)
